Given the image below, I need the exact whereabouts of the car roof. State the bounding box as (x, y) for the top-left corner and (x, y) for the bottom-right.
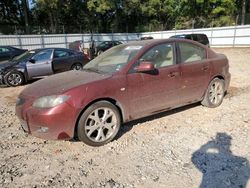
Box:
(125, 38), (196, 46)
(0, 45), (19, 49)
(29, 48), (73, 52)
(171, 33), (207, 37)
(122, 38), (208, 50)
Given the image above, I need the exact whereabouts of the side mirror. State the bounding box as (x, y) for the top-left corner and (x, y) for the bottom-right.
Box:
(29, 59), (36, 64)
(136, 62), (155, 73)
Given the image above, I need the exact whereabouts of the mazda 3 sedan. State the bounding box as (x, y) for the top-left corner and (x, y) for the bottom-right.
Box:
(16, 39), (231, 146)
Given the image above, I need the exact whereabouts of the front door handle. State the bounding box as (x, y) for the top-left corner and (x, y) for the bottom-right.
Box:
(202, 66), (209, 71)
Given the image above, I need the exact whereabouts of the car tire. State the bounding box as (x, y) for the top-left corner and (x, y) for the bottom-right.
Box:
(4, 71), (24, 87)
(201, 78), (225, 108)
(77, 101), (121, 146)
(97, 50), (103, 56)
(71, 63), (83, 70)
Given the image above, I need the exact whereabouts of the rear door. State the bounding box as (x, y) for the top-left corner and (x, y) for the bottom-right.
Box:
(26, 49), (53, 78)
(177, 42), (210, 104)
(127, 42), (181, 119)
(52, 49), (74, 73)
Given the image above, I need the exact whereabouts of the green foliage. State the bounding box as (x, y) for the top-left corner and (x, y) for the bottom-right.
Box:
(0, 0), (248, 34)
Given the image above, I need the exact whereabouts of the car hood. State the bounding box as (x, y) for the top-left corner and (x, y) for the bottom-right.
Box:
(21, 70), (111, 97)
(0, 59), (25, 71)
(0, 60), (18, 69)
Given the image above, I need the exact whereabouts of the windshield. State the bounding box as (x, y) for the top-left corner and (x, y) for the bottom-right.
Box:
(83, 44), (142, 74)
(12, 51), (35, 61)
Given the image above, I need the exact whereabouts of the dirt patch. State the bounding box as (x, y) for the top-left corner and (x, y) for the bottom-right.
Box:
(0, 48), (250, 188)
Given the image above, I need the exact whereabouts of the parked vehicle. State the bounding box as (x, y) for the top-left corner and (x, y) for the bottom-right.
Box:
(68, 40), (93, 60)
(95, 41), (122, 56)
(0, 46), (27, 62)
(170, 34), (210, 46)
(16, 39), (230, 146)
(68, 40), (84, 52)
(0, 48), (88, 87)
(140, 36), (154, 40)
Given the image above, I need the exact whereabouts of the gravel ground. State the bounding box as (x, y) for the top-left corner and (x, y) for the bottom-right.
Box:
(0, 48), (250, 188)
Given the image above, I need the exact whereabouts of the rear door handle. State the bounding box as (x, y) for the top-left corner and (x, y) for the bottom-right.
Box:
(168, 71), (179, 77)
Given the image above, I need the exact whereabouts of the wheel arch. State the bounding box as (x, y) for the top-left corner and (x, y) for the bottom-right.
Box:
(16, 68), (28, 82)
(4, 68), (27, 85)
(73, 97), (125, 139)
(201, 74), (225, 100)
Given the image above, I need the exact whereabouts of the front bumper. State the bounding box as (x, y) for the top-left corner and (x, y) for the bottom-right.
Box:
(16, 97), (78, 140)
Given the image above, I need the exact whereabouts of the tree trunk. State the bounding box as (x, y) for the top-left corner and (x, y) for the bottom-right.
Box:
(22, 0), (29, 33)
(241, 0), (246, 25)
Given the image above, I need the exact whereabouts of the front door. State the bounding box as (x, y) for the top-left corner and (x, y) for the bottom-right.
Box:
(177, 42), (210, 104)
(26, 49), (54, 79)
(127, 43), (181, 119)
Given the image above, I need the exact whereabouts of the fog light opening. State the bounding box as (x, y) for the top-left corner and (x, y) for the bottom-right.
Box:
(37, 126), (49, 133)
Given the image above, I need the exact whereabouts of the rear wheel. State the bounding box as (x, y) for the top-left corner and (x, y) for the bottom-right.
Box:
(4, 71), (24, 87)
(201, 78), (225, 108)
(71, 63), (83, 70)
(77, 101), (121, 146)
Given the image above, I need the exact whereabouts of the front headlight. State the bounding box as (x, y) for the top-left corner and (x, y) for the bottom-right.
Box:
(32, 95), (69, 108)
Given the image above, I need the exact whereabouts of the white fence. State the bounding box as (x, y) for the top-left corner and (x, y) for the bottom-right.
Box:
(0, 25), (250, 50)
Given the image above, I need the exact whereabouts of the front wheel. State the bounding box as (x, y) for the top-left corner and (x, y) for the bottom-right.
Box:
(201, 78), (225, 108)
(77, 101), (121, 146)
(4, 71), (24, 87)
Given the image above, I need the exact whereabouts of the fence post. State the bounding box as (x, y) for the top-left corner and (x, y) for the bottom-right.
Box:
(41, 34), (45, 48)
(233, 25), (237, 47)
(17, 35), (22, 49)
(64, 33), (68, 48)
(210, 21), (214, 47)
(82, 34), (84, 48)
(111, 31), (114, 41)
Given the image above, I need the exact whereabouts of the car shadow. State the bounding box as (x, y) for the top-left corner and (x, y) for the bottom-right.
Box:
(192, 133), (250, 188)
(115, 102), (200, 140)
(26, 78), (42, 85)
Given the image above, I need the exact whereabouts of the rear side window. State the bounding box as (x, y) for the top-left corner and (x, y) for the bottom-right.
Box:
(54, 50), (70, 58)
(200, 35), (209, 44)
(179, 42), (206, 63)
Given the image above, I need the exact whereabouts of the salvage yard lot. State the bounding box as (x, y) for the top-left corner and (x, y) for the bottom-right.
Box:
(0, 48), (250, 188)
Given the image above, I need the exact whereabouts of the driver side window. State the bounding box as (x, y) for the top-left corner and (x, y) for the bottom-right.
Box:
(33, 49), (53, 62)
(140, 43), (175, 68)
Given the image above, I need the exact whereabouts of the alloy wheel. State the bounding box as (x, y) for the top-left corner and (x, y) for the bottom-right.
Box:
(84, 107), (117, 142)
(208, 81), (224, 105)
(7, 73), (22, 86)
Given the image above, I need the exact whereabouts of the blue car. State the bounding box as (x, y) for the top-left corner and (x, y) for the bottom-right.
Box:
(0, 48), (88, 87)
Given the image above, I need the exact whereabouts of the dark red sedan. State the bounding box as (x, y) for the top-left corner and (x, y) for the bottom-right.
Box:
(16, 39), (230, 146)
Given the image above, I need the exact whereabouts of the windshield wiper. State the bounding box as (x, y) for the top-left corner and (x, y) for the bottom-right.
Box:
(83, 68), (104, 74)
